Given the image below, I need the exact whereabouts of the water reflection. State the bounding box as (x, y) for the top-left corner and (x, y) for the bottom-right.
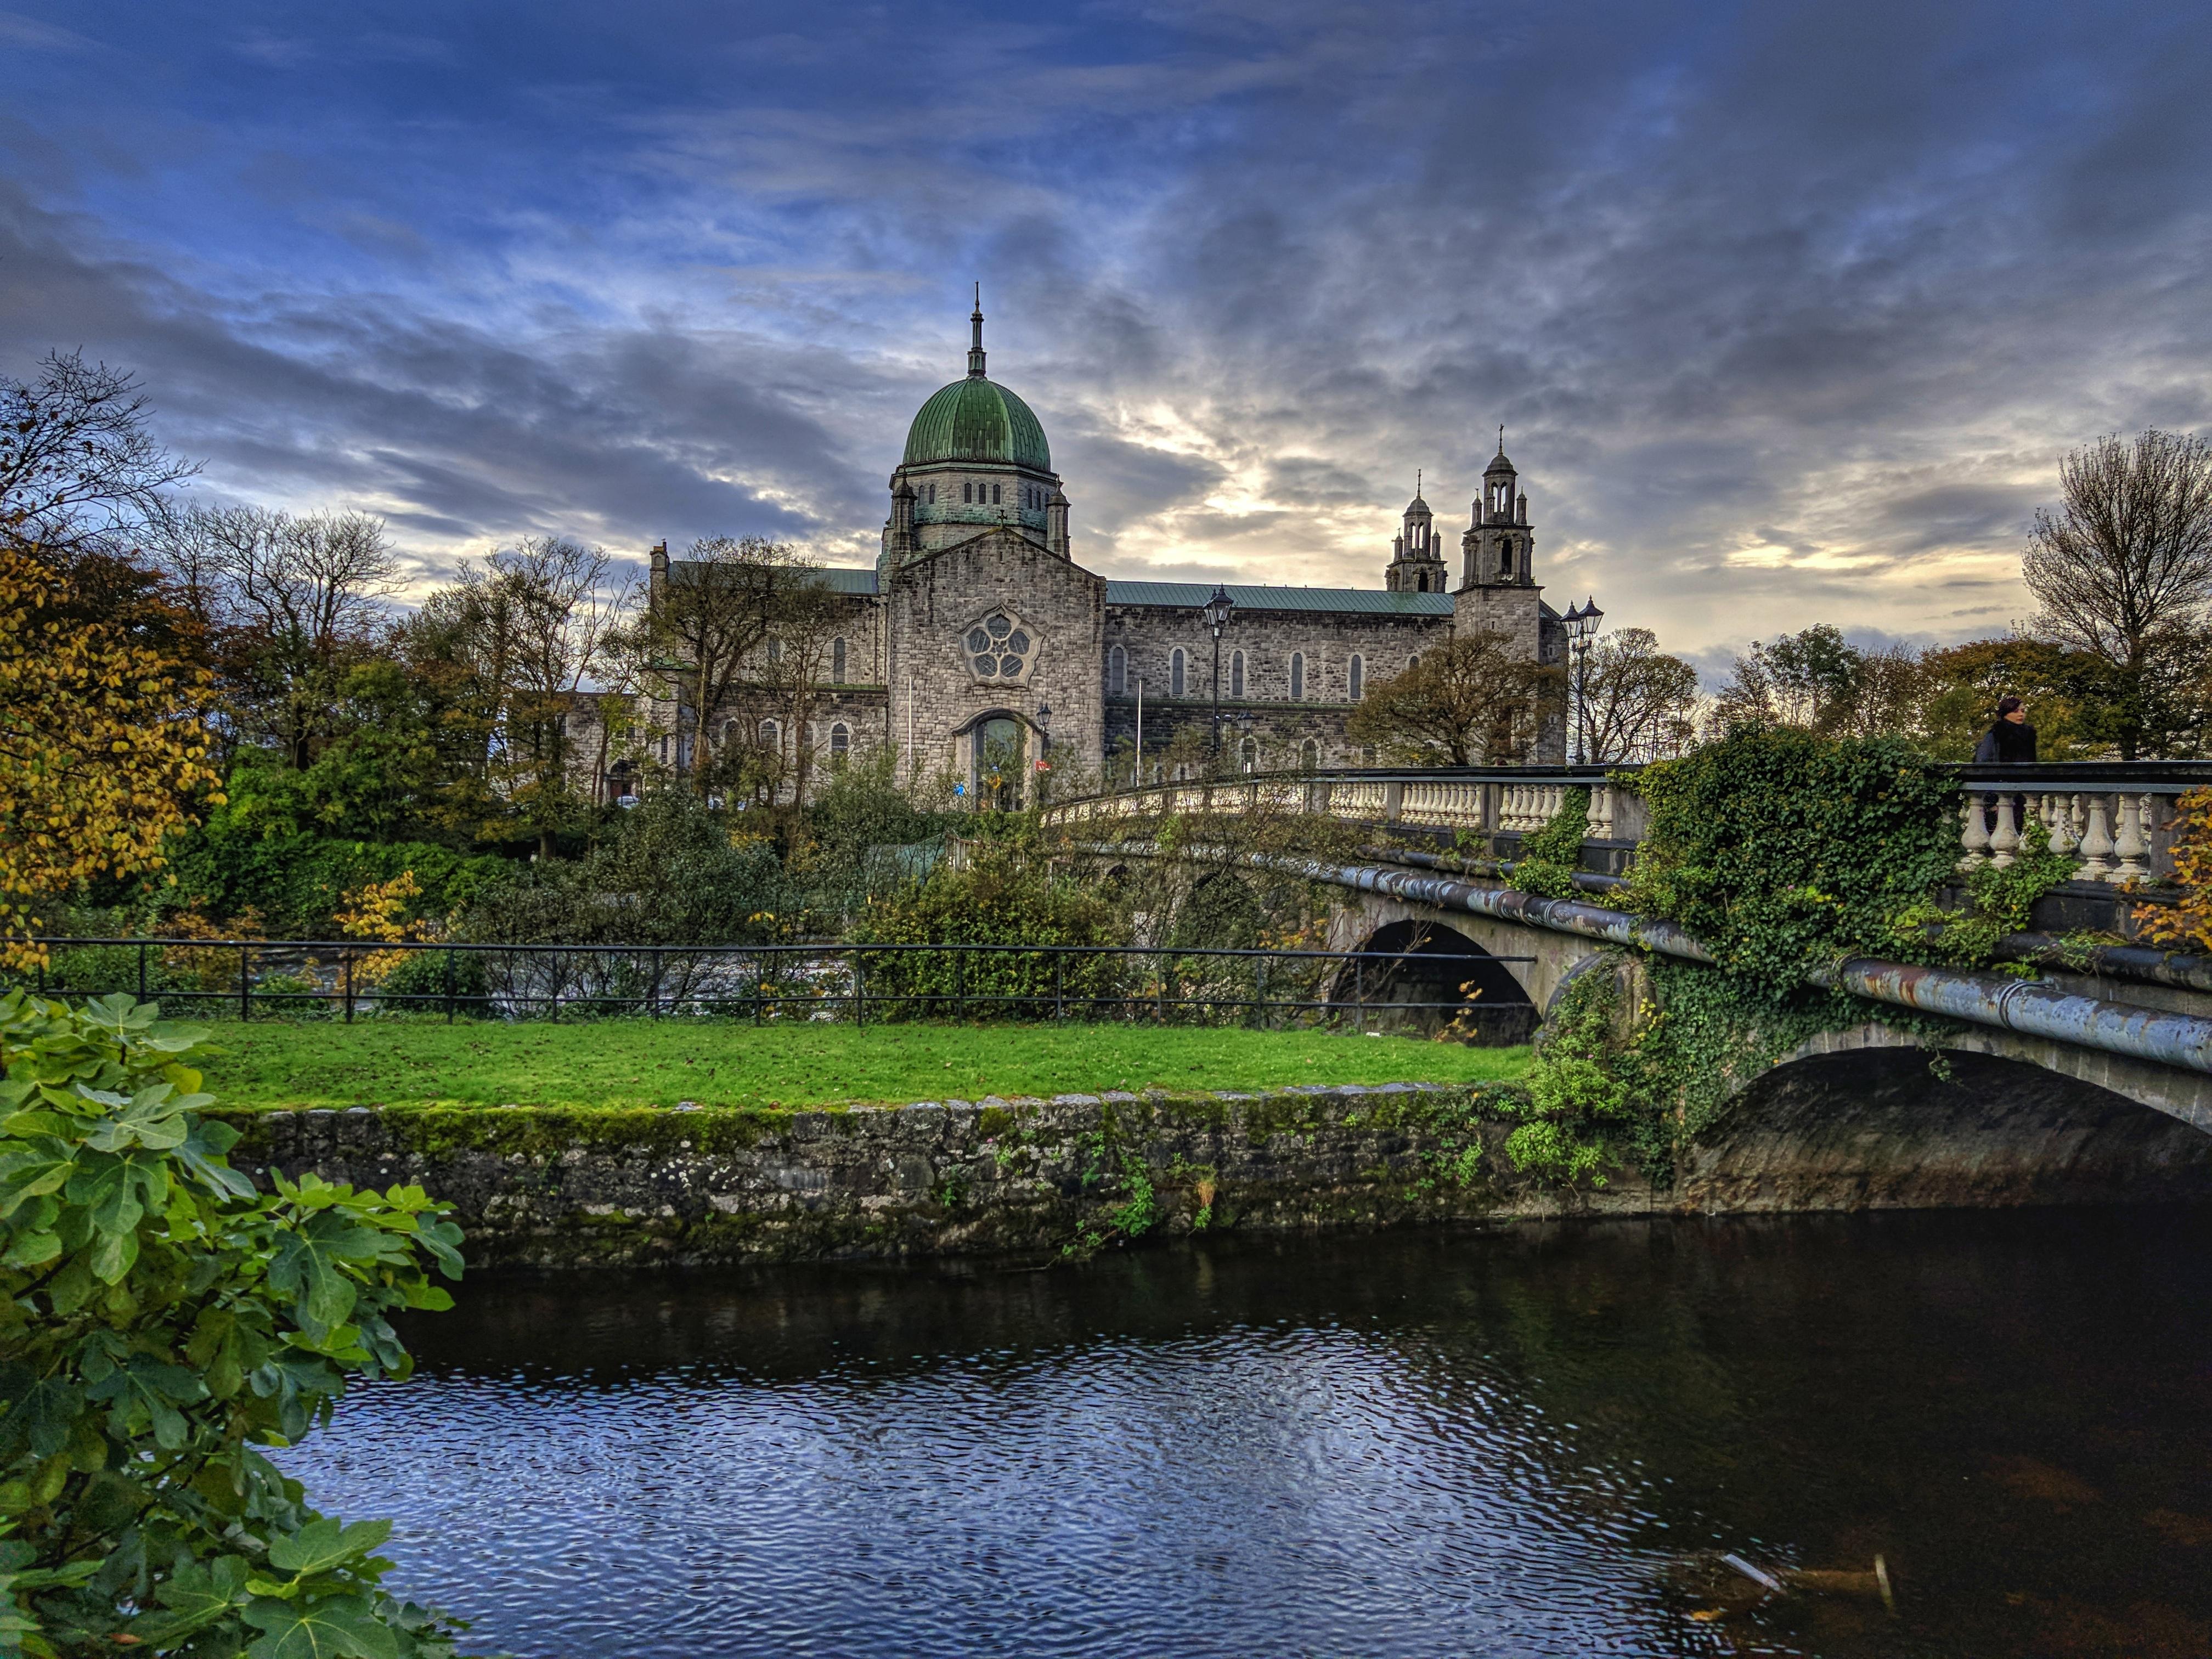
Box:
(284, 1211), (2212, 1657)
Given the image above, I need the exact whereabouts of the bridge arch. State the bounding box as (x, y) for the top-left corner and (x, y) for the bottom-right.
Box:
(1681, 1038), (2212, 1206)
(1331, 918), (1537, 1041)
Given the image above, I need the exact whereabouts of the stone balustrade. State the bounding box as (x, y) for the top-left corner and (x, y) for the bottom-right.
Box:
(1043, 762), (2212, 893)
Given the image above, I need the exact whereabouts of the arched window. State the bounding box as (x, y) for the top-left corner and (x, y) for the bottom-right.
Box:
(657, 733), (669, 764)
(1348, 653), (1364, 701)
(1407, 653), (1421, 674)
(927, 483), (936, 503)
(963, 482), (973, 504)
(765, 639), (782, 665)
(1230, 649), (1245, 698)
(831, 637), (848, 684)
(1239, 737), (1257, 773)
(1108, 644), (1127, 696)
(1300, 739), (1321, 771)
(1171, 648), (1186, 698)
(1289, 652), (1305, 702)
(721, 719), (740, 748)
(758, 719), (781, 749)
(991, 482), (1002, 504)
(830, 722), (850, 760)
(1498, 541), (1513, 577)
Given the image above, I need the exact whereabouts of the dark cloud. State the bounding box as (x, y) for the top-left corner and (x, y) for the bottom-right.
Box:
(0, 0), (2205, 657)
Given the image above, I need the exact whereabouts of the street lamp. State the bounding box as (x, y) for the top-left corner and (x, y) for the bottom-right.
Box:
(1564, 597), (1605, 764)
(1200, 584), (1236, 760)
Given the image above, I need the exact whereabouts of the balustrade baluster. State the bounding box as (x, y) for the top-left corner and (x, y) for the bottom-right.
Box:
(1988, 794), (2021, 867)
(1959, 795), (1990, 870)
(2112, 793), (2151, 884)
(1587, 785), (1614, 840)
(2076, 793), (2115, 881)
(2041, 793), (2076, 860)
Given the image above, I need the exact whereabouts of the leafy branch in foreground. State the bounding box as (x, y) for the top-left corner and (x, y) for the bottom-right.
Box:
(0, 992), (465, 1658)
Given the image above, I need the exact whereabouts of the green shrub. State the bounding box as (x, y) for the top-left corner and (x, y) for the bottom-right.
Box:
(1626, 727), (1960, 993)
(849, 843), (1127, 1014)
(0, 992), (465, 1655)
(157, 818), (505, 940)
(1506, 787), (1591, 900)
(460, 792), (791, 946)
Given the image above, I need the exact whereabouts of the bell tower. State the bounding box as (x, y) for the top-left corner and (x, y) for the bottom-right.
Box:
(1385, 471), (1448, 593)
(1459, 436), (1534, 592)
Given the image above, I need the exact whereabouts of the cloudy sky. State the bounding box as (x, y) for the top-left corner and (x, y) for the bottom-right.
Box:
(4, 1), (2208, 666)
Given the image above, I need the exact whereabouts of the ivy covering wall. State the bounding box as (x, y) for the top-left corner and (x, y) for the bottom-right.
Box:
(1509, 727), (2083, 1186)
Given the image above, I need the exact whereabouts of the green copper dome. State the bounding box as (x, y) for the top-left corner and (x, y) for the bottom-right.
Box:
(903, 376), (1052, 471)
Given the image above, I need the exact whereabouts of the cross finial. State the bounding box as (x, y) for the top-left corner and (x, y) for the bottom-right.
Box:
(1415, 467), (1421, 499)
(1498, 424), (1505, 455)
(967, 283), (987, 377)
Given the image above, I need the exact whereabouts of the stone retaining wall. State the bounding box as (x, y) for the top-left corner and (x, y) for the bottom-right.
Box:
(222, 1084), (1613, 1268)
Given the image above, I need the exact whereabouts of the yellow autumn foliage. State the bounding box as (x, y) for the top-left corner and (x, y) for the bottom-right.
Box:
(0, 544), (221, 968)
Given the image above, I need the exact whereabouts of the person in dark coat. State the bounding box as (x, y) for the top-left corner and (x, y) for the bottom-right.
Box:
(1973, 696), (2038, 763)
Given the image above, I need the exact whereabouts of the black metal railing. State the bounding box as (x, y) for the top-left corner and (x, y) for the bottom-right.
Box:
(18, 936), (1538, 1030)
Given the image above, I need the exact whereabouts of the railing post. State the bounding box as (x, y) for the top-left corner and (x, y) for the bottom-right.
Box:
(1054, 951), (1064, 1023)
(854, 949), (865, 1028)
(137, 940), (148, 1003)
(343, 952), (355, 1024)
(445, 946), (457, 1023)
(2078, 793), (2116, 881)
(1383, 779), (1403, 822)
(239, 943), (250, 1022)
(2113, 793), (2151, 884)
(1959, 793), (1990, 871)
(1989, 794), (2021, 867)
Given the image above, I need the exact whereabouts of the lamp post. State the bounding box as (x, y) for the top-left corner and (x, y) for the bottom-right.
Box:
(1200, 584), (1236, 761)
(1564, 597), (1604, 764)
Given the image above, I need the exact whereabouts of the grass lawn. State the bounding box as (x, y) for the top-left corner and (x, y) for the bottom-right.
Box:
(188, 1019), (1532, 1111)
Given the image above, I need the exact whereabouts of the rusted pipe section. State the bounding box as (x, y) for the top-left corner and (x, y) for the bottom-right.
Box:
(1988, 933), (2212, 993)
(1810, 958), (2212, 1075)
(1285, 855), (1717, 965)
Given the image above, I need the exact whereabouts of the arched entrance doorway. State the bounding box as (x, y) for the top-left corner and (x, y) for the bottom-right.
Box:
(975, 716), (1027, 810)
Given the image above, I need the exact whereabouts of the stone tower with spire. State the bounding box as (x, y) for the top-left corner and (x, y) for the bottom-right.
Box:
(1384, 471), (1448, 592)
(1454, 435), (1553, 676)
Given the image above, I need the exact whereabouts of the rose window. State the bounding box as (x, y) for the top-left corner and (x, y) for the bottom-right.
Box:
(965, 611), (1032, 679)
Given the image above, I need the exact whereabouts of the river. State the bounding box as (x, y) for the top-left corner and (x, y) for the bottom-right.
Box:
(284, 1210), (2212, 1657)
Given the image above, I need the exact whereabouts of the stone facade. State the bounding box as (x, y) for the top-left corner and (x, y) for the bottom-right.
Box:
(625, 306), (1572, 804)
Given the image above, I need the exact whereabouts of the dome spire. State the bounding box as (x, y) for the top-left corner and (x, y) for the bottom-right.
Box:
(968, 283), (986, 378)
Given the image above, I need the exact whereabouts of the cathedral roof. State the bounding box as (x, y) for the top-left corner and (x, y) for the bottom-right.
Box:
(902, 376), (1052, 471)
(1485, 447), (1516, 476)
(804, 568), (1455, 616)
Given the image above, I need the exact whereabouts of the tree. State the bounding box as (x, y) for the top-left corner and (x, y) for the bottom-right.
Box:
(155, 507), (400, 770)
(0, 545), (220, 968)
(0, 991), (464, 1656)
(641, 537), (822, 793)
(1710, 623), (1863, 732)
(2023, 428), (2212, 759)
(1577, 628), (1701, 762)
(1915, 635), (2119, 759)
(752, 575), (848, 810)
(1348, 628), (1564, 765)
(0, 351), (196, 562)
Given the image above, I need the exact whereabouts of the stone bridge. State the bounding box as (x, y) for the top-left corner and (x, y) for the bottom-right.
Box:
(1048, 764), (2212, 1207)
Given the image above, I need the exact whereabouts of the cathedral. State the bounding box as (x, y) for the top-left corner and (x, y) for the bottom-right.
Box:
(632, 298), (1567, 804)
